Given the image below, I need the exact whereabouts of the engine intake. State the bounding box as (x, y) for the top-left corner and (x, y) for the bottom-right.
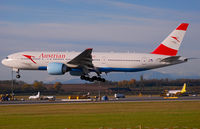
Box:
(47, 62), (68, 75)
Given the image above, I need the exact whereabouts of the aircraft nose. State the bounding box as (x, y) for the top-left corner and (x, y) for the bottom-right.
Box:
(1, 59), (7, 66)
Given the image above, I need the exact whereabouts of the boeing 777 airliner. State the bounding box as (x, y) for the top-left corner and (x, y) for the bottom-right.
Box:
(2, 23), (189, 82)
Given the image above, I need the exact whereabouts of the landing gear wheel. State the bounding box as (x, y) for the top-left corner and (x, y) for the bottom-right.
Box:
(80, 75), (85, 80)
(97, 77), (102, 81)
(85, 76), (90, 81)
(101, 78), (105, 82)
(89, 78), (94, 82)
(80, 75), (105, 82)
(16, 74), (20, 78)
(92, 76), (97, 80)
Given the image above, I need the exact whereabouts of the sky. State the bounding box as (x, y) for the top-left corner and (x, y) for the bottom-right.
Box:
(0, 0), (200, 83)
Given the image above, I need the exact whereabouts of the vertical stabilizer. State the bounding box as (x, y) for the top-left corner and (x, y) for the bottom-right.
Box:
(37, 92), (40, 97)
(181, 83), (186, 93)
(151, 23), (189, 56)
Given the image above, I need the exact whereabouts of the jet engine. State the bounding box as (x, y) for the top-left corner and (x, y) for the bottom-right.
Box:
(47, 62), (69, 75)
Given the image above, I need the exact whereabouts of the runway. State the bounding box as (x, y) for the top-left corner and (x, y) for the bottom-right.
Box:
(1, 96), (200, 105)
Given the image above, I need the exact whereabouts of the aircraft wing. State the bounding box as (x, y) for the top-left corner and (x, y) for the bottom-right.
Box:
(67, 48), (94, 74)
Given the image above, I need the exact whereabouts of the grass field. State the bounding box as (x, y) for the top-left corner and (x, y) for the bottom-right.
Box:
(0, 101), (200, 129)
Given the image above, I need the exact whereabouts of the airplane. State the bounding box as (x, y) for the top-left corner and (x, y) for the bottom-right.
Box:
(41, 96), (56, 100)
(165, 83), (187, 97)
(2, 23), (189, 82)
(29, 92), (40, 100)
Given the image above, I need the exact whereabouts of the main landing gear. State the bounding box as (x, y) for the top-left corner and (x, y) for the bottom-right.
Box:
(80, 75), (105, 82)
(14, 69), (21, 79)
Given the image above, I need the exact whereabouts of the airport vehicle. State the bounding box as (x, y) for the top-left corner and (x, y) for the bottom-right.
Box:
(2, 23), (189, 82)
(101, 96), (109, 101)
(29, 92), (40, 100)
(165, 83), (187, 97)
(114, 93), (125, 98)
(0, 94), (13, 101)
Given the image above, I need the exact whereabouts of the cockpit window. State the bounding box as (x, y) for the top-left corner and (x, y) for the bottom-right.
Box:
(6, 57), (9, 59)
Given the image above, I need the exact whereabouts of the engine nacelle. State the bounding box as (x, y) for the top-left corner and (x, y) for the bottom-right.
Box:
(47, 62), (68, 75)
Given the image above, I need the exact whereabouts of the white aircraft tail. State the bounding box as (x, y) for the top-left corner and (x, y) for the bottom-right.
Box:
(36, 92), (40, 97)
(152, 23), (189, 56)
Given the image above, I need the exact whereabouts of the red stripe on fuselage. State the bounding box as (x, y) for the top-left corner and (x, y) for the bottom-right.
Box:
(151, 44), (177, 56)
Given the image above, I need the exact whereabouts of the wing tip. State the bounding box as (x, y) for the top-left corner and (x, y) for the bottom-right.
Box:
(176, 23), (189, 31)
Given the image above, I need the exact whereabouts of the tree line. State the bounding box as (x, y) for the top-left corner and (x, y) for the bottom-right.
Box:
(0, 78), (200, 95)
(0, 80), (63, 94)
(95, 78), (200, 87)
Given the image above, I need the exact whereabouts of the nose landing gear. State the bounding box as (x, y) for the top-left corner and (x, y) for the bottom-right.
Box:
(13, 69), (21, 79)
(16, 74), (21, 79)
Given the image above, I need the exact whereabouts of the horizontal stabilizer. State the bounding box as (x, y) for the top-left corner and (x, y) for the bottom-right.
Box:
(161, 56), (181, 62)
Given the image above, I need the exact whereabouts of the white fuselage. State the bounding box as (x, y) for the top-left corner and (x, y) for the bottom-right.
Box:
(1, 51), (186, 74)
(1, 23), (189, 80)
(166, 90), (182, 97)
(168, 90), (181, 94)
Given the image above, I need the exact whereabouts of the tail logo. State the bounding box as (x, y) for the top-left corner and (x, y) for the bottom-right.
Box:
(171, 36), (180, 43)
(23, 54), (37, 64)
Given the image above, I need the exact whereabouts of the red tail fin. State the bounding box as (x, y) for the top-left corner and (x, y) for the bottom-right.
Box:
(151, 23), (189, 56)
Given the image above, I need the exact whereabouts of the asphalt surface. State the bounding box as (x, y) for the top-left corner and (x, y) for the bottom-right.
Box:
(1, 96), (200, 105)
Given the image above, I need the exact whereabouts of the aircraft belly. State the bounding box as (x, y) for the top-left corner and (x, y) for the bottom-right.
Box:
(93, 62), (148, 72)
(98, 67), (149, 72)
